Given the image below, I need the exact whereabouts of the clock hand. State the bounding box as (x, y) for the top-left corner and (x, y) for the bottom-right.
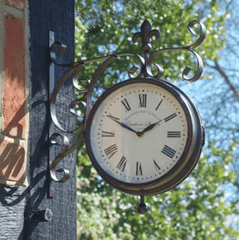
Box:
(137, 120), (162, 137)
(117, 121), (138, 134)
(107, 114), (138, 135)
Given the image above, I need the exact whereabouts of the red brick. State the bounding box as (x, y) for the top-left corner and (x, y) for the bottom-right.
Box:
(5, 0), (25, 10)
(3, 13), (25, 139)
(0, 139), (26, 183)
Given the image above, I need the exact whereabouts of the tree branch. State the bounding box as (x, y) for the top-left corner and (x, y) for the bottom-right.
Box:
(208, 62), (239, 102)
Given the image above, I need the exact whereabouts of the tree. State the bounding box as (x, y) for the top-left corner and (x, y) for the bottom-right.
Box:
(178, 0), (239, 197)
(74, 0), (239, 239)
(179, 0), (238, 144)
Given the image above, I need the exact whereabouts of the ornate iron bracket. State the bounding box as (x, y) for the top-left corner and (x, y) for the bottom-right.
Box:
(48, 19), (206, 198)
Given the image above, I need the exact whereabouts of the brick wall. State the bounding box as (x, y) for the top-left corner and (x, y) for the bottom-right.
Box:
(0, 0), (29, 186)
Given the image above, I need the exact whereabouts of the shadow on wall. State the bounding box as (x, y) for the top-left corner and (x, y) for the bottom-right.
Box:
(0, 98), (29, 186)
(0, 94), (50, 237)
(0, 139), (26, 185)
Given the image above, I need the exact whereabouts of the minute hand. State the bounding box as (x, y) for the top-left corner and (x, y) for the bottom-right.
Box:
(116, 121), (138, 134)
(138, 120), (162, 136)
(107, 115), (137, 134)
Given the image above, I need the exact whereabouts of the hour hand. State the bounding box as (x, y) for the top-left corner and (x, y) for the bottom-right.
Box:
(106, 114), (137, 134)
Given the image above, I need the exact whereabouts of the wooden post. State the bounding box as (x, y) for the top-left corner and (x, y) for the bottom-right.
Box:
(23, 0), (76, 239)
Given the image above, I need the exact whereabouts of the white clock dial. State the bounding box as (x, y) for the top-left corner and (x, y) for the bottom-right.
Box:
(88, 81), (188, 184)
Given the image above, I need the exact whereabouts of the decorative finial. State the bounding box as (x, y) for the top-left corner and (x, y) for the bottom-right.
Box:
(132, 19), (161, 53)
(137, 195), (148, 215)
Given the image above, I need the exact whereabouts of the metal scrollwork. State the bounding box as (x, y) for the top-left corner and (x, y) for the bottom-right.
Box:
(48, 19), (206, 197)
(148, 20), (206, 82)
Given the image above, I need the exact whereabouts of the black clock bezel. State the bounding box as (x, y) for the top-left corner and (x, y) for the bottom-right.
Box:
(85, 78), (204, 196)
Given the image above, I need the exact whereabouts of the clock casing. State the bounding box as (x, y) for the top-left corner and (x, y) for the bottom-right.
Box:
(85, 78), (205, 196)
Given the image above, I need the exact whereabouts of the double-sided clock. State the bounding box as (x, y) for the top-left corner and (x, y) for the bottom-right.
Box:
(85, 78), (205, 198)
(49, 19), (206, 208)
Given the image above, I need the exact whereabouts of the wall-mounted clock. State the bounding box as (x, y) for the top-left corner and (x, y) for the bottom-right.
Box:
(49, 19), (206, 212)
(85, 78), (205, 198)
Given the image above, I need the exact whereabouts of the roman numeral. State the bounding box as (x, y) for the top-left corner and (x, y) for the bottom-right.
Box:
(102, 131), (115, 137)
(167, 131), (181, 138)
(104, 144), (118, 159)
(138, 94), (147, 108)
(116, 156), (127, 172)
(161, 145), (176, 158)
(136, 162), (143, 176)
(106, 113), (120, 122)
(121, 98), (131, 112)
(153, 159), (161, 171)
(155, 99), (163, 110)
(164, 113), (177, 122)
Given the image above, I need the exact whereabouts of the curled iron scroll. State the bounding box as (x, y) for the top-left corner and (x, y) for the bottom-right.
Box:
(147, 20), (206, 81)
(49, 133), (70, 183)
(49, 132), (85, 184)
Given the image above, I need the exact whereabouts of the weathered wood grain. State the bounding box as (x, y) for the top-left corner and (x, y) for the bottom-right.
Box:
(23, 0), (76, 239)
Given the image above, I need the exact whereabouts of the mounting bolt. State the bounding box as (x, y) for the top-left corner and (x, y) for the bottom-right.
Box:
(30, 209), (53, 222)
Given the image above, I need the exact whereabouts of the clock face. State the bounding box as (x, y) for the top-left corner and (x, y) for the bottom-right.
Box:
(86, 79), (190, 187)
